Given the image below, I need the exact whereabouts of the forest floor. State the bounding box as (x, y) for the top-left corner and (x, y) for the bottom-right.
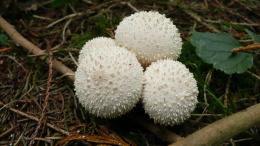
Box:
(0, 0), (260, 145)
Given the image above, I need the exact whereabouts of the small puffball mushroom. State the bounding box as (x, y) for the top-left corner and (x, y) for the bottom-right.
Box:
(78, 37), (116, 63)
(142, 60), (198, 126)
(74, 46), (143, 118)
(115, 11), (182, 66)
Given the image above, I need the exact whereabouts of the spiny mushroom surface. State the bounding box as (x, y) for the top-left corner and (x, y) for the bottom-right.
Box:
(115, 11), (182, 66)
(75, 46), (143, 118)
(78, 37), (116, 63)
(142, 59), (198, 126)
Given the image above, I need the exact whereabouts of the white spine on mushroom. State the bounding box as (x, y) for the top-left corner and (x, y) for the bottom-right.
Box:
(78, 37), (116, 64)
(143, 60), (198, 126)
(75, 46), (143, 118)
(115, 11), (182, 66)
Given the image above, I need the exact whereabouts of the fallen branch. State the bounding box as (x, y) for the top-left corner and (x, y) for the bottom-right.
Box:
(0, 16), (75, 81)
(232, 43), (260, 53)
(0, 101), (70, 136)
(170, 103), (260, 146)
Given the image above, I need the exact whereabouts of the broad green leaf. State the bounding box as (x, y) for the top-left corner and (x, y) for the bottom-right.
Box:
(0, 33), (8, 45)
(191, 31), (253, 74)
(245, 29), (260, 43)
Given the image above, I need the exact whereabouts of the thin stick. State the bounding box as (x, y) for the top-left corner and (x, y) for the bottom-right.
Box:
(69, 52), (78, 66)
(29, 39), (53, 146)
(155, 1), (220, 33)
(0, 101), (70, 136)
(232, 43), (260, 53)
(204, 19), (260, 26)
(33, 15), (53, 21)
(0, 125), (18, 139)
(247, 71), (260, 80)
(0, 16), (75, 81)
(0, 47), (11, 52)
(217, 2), (255, 25)
(169, 103), (260, 146)
(46, 13), (83, 28)
(224, 75), (232, 108)
(183, 9), (220, 33)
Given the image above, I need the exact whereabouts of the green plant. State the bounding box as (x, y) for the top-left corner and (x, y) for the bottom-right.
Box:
(0, 33), (8, 45)
(190, 30), (259, 74)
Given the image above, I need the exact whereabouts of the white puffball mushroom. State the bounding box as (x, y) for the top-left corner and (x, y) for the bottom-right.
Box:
(142, 60), (198, 126)
(78, 37), (116, 63)
(74, 46), (143, 118)
(115, 11), (182, 66)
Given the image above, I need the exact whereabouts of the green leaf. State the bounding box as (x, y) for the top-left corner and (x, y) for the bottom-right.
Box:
(0, 33), (8, 45)
(191, 30), (253, 74)
(245, 29), (260, 43)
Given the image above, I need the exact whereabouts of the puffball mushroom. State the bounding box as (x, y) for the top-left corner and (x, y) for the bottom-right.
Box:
(78, 37), (116, 63)
(142, 60), (198, 126)
(74, 46), (143, 118)
(115, 11), (182, 66)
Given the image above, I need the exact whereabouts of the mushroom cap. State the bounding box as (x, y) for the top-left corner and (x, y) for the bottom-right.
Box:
(78, 37), (116, 63)
(75, 46), (143, 118)
(115, 11), (182, 66)
(142, 59), (198, 126)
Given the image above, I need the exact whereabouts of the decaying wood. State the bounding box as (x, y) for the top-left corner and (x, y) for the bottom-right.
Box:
(170, 103), (260, 146)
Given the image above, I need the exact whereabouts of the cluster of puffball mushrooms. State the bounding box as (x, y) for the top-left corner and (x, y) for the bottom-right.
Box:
(75, 11), (199, 126)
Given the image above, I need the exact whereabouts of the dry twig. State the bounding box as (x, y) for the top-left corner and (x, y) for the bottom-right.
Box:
(0, 47), (11, 53)
(232, 43), (260, 53)
(46, 13), (83, 28)
(224, 75), (232, 108)
(55, 134), (125, 146)
(29, 39), (53, 146)
(182, 9), (220, 33)
(0, 125), (18, 139)
(157, 1), (221, 33)
(247, 71), (260, 80)
(204, 19), (260, 26)
(0, 101), (70, 136)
